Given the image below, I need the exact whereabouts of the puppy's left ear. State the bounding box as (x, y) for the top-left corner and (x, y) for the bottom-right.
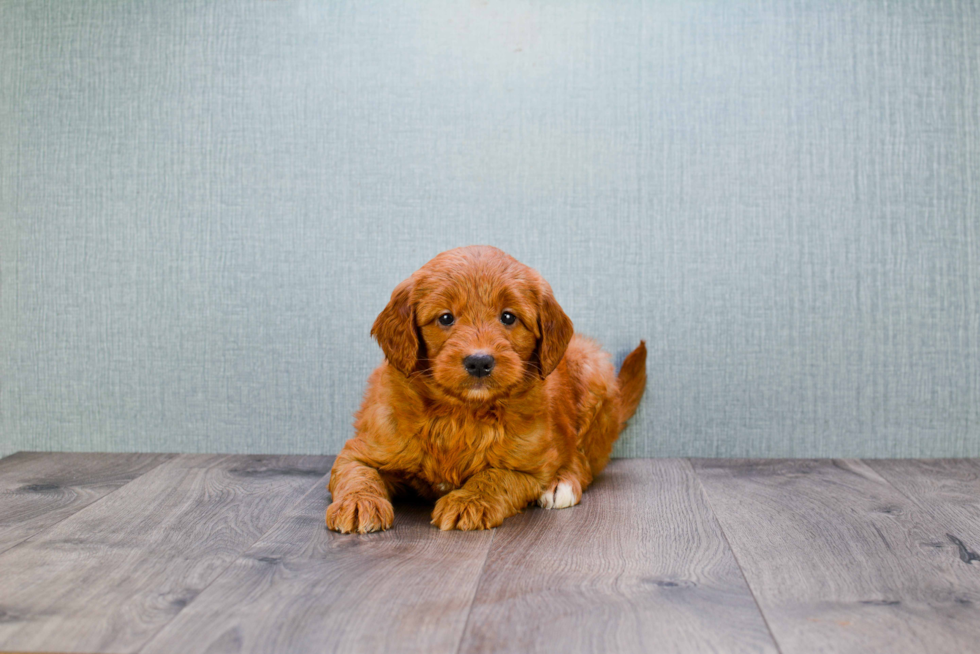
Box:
(371, 277), (419, 376)
(537, 281), (574, 377)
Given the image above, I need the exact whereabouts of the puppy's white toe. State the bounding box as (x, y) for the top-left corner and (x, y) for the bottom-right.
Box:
(538, 481), (577, 510)
(553, 481), (576, 509)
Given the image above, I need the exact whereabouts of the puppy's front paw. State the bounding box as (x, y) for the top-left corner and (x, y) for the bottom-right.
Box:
(537, 479), (581, 510)
(326, 493), (394, 534)
(431, 491), (503, 531)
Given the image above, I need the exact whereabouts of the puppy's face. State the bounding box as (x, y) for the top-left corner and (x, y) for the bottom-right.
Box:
(371, 246), (573, 402)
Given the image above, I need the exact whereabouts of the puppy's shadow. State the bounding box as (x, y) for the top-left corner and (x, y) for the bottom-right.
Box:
(390, 489), (439, 525)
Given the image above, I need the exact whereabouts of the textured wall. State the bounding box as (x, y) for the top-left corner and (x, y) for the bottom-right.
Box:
(2, 0), (978, 458)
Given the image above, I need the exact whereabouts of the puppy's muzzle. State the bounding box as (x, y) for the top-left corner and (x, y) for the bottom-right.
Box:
(463, 353), (495, 378)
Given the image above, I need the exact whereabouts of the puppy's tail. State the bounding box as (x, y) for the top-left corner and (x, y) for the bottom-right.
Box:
(616, 341), (647, 424)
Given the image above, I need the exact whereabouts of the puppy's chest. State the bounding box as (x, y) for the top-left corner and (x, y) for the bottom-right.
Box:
(414, 416), (503, 489)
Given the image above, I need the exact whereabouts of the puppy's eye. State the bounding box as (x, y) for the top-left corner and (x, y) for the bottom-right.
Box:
(438, 313), (455, 326)
(500, 311), (517, 326)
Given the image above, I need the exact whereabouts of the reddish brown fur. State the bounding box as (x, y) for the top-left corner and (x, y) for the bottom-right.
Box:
(326, 246), (647, 533)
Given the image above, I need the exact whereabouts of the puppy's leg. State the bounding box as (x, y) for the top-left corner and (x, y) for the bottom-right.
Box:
(431, 468), (541, 531)
(538, 452), (591, 509)
(326, 451), (395, 534)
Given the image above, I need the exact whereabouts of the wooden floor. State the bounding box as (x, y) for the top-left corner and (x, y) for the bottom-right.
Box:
(0, 454), (978, 653)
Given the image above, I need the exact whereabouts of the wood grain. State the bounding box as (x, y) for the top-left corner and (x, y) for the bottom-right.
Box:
(693, 459), (980, 654)
(0, 454), (332, 654)
(4, 455), (979, 654)
(139, 490), (494, 654)
(867, 459), (980, 561)
(0, 452), (173, 555)
(457, 459), (778, 654)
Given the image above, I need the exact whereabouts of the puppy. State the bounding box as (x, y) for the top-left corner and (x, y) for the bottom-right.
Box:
(326, 245), (646, 533)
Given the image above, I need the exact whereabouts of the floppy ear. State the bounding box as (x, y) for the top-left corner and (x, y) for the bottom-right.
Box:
(371, 278), (419, 376)
(537, 282), (574, 377)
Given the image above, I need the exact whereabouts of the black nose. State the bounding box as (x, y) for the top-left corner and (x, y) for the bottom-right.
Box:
(463, 354), (495, 378)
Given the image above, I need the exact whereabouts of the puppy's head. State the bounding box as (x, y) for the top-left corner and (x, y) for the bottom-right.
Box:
(371, 246), (573, 401)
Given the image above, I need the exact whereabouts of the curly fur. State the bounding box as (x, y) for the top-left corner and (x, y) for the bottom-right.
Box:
(326, 245), (646, 533)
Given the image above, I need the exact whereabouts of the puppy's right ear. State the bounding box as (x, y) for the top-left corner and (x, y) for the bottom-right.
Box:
(371, 278), (418, 376)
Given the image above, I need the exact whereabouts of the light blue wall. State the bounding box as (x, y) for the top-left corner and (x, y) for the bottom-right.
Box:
(2, 0), (978, 458)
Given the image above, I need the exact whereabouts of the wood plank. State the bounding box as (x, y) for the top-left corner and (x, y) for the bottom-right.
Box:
(0, 452), (173, 555)
(0, 454), (333, 654)
(457, 459), (779, 654)
(693, 459), (980, 654)
(867, 459), (980, 564)
(139, 490), (494, 654)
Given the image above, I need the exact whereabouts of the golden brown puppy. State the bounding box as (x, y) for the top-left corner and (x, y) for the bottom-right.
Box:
(326, 246), (646, 533)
